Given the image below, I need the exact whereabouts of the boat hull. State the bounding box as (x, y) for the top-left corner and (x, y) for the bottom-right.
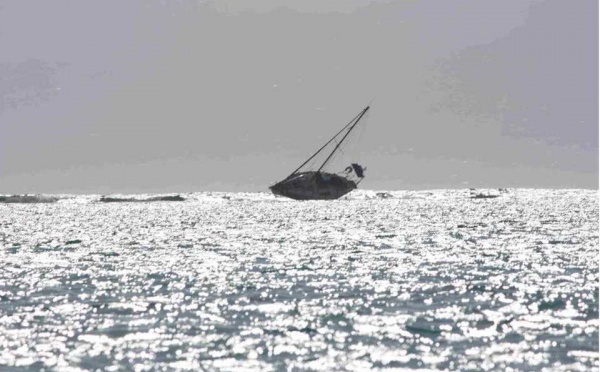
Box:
(270, 172), (357, 200)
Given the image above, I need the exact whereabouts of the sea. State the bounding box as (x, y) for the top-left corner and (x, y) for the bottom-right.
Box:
(0, 189), (597, 372)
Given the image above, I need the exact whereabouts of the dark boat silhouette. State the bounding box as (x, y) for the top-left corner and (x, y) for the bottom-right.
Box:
(270, 106), (370, 200)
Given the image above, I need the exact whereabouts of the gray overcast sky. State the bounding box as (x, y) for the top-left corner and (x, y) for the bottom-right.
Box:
(0, 0), (597, 193)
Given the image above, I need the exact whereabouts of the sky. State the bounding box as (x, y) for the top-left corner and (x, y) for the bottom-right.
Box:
(0, 0), (597, 193)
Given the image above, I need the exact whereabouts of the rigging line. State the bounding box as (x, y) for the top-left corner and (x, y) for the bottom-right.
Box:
(354, 110), (368, 162)
(282, 107), (366, 181)
(316, 106), (370, 174)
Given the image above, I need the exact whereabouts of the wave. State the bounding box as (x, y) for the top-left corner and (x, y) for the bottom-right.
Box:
(98, 195), (186, 203)
(0, 189), (593, 205)
(0, 195), (59, 203)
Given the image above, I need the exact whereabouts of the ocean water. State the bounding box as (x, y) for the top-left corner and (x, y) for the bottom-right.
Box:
(0, 189), (597, 371)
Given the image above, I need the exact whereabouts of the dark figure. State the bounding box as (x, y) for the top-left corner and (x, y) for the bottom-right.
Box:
(351, 163), (365, 178)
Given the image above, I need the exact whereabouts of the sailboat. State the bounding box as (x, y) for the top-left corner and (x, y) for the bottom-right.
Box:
(269, 106), (370, 200)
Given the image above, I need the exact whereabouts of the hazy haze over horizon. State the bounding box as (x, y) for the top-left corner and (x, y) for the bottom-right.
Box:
(1, 0), (597, 193)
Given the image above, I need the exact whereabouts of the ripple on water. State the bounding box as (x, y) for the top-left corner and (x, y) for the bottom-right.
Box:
(0, 189), (597, 371)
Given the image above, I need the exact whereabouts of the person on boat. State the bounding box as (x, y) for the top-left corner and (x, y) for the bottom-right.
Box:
(351, 163), (365, 178)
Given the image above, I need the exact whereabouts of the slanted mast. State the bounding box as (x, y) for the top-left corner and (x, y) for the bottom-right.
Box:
(270, 106), (370, 200)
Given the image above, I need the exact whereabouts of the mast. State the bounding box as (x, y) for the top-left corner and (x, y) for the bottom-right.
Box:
(315, 106), (369, 174)
(282, 108), (366, 180)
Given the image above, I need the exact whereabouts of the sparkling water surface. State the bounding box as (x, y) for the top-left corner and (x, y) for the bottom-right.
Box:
(0, 189), (598, 371)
